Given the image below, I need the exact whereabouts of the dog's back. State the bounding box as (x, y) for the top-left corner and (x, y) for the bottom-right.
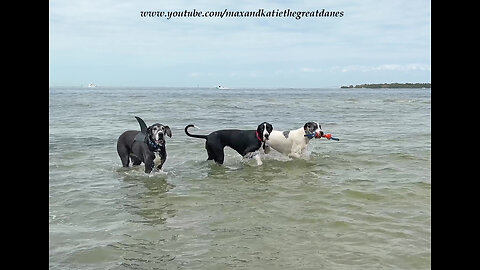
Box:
(185, 125), (257, 154)
(212, 129), (257, 154)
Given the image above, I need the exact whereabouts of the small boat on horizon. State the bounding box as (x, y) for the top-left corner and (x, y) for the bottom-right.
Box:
(216, 85), (230, 90)
(88, 83), (97, 88)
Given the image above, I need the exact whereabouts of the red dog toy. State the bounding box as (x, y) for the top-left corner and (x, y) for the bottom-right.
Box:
(322, 133), (339, 141)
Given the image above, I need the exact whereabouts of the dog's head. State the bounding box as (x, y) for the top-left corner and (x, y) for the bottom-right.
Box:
(257, 122), (273, 142)
(147, 123), (172, 146)
(304, 121), (323, 139)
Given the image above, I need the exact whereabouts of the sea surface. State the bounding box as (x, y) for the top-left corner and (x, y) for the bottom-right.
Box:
(49, 87), (431, 269)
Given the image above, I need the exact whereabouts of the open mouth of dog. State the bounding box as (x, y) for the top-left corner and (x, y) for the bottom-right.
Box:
(149, 124), (172, 146)
(154, 133), (165, 145)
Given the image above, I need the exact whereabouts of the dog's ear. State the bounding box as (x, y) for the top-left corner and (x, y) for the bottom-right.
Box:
(263, 143), (270, 153)
(266, 122), (273, 133)
(304, 122), (315, 132)
(164, 126), (172, 137)
(303, 122), (309, 131)
(257, 123), (264, 133)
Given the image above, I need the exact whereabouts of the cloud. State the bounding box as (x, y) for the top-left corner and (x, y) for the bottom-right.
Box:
(334, 64), (431, 73)
(299, 67), (318, 73)
(50, 0), (431, 87)
(189, 72), (200, 77)
(300, 63), (430, 74)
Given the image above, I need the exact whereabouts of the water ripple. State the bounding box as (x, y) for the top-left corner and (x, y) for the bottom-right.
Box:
(50, 87), (431, 269)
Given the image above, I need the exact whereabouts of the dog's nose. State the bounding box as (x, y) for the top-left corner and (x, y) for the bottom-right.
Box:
(319, 131), (324, 137)
(265, 134), (269, 139)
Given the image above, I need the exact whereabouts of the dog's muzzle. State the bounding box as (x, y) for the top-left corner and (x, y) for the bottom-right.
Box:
(156, 133), (165, 145)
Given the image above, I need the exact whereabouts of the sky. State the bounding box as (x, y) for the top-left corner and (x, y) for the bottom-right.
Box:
(49, 0), (431, 88)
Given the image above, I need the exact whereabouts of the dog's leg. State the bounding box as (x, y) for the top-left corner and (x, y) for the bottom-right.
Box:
(263, 144), (271, 154)
(156, 150), (167, 170)
(144, 163), (154, 173)
(206, 141), (224, 164)
(213, 148), (225, 164)
(215, 152), (225, 164)
(288, 144), (306, 159)
(131, 155), (142, 166)
(157, 158), (166, 170)
(288, 152), (302, 159)
(117, 145), (130, 167)
(243, 152), (254, 159)
(243, 151), (263, 165)
(206, 145), (216, 161)
(254, 154), (263, 165)
(144, 163), (153, 173)
(143, 153), (155, 173)
(120, 155), (130, 167)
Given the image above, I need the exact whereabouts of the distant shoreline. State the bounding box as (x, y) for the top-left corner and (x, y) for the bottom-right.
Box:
(340, 83), (431, 89)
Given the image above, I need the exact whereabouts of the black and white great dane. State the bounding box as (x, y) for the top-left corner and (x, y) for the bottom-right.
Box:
(264, 121), (323, 158)
(117, 116), (172, 173)
(184, 122), (273, 165)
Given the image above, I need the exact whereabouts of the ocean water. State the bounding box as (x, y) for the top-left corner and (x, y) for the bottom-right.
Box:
(49, 87), (431, 269)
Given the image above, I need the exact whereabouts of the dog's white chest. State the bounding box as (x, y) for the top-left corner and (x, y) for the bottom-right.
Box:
(153, 152), (162, 168)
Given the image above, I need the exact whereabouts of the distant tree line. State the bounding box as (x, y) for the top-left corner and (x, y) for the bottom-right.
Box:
(340, 83), (431, 89)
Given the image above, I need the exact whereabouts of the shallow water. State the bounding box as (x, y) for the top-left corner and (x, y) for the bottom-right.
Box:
(49, 87), (430, 269)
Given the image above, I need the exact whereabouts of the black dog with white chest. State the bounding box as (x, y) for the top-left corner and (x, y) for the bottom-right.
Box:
(185, 122), (273, 165)
(117, 116), (172, 173)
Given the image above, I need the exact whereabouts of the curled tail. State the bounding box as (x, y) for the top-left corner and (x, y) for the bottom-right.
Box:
(185, 124), (208, 139)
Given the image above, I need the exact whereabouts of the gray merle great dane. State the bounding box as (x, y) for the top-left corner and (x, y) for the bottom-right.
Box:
(117, 116), (172, 173)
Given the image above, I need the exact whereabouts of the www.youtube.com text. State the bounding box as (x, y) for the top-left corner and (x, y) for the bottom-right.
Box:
(140, 8), (344, 20)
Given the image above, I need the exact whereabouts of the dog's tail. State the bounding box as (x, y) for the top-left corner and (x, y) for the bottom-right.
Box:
(135, 116), (148, 134)
(185, 124), (208, 139)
